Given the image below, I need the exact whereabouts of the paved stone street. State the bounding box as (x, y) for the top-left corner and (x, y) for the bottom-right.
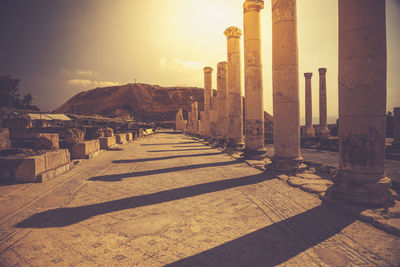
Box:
(0, 131), (400, 266)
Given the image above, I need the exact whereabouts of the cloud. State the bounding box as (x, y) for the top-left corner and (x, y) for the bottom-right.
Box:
(60, 68), (99, 77)
(160, 58), (204, 70)
(67, 79), (120, 88)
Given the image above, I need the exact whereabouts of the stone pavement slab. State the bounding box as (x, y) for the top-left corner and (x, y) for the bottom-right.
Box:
(0, 132), (399, 266)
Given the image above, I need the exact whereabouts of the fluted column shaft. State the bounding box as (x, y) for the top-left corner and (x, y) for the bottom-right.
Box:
(216, 62), (229, 141)
(304, 72), (315, 137)
(318, 68), (330, 138)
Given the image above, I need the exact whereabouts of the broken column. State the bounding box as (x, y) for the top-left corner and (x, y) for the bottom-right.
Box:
(187, 111), (192, 134)
(224, 26), (244, 148)
(243, 0), (266, 158)
(318, 68), (330, 138)
(393, 107), (400, 147)
(271, 0), (302, 170)
(202, 67), (213, 137)
(175, 108), (187, 131)
(304, 72), (315, 137)
(326, 0), (394, 206)
(216, 61), (229, 143)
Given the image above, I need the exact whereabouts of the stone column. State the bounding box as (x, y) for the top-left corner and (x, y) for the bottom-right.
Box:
(326, 0), (394, 207)
(224, 26), (244, 148)
(271, 0), (302, 171)
(318, 68), (330, 138)
(243, 0), (265, 158)
(187, 111), (192, 134)
(191, 101), (199, 135)
(175, 108), (186, 131)
(210, 99), (218, 140)
(216, 61), (229, 143)
(304, 72), (315, 137)
(393, 107), (400, 147)
(202, 67), (213, 138)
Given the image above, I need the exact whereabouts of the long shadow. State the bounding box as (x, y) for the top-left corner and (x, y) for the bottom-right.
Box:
(140, 142), (198, 146)
(89, 160), (242, 182)
(112, 152), (223, 164)
(171, 145), (207, 148)
(148, 148), (212, 152)
(167, 202), (363, 267)
(15, 173), (273, 228)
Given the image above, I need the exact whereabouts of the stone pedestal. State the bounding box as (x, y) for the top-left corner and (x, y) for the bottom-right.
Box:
(393, 107), (400, 147)
(202, 67), (213, 137)
(318, 68), (330, 139)
(326, 0), (394, 207)
(243, 0), (266, 159)
(216, 61), (229, 144)
(271, 0), (302, 171)
(304, 73), (315, 137)
(224, 26), (244, 148)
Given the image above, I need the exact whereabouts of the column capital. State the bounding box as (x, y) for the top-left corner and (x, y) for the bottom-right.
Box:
(318, 68), (327, 75)
(217, 61), (228, 69)
(243, 0), (264, 12)
(203, 67), (213, 73)
(224, 26), (242, 39)
(304, 72), (313, 79)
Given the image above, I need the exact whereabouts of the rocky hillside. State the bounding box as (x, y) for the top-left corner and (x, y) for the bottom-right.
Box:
(55, 83), (207, 122)
(55, 83), (273, 125)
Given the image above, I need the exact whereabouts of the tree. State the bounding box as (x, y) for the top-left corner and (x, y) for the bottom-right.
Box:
(0, 75), (20, 108)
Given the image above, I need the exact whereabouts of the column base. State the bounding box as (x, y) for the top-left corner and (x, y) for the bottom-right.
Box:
(271, 156), (306, 172)
(324, 171), (395, 207)
(243, 147), (268, 160)
(226, 139), (245, 150)
(319, 127), (330, 139)
(304, 127), (315, 137)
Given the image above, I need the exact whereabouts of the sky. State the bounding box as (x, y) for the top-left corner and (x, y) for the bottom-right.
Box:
(0, 0), (399, 123)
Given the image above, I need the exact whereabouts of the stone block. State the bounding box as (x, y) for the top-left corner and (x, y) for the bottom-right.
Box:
(44, 149), (70, 171)
(116, 134), (127, 144)
(126, 133), (133, 142)
(0, 128), (11, 150)
(104, 127), (114, 137)
(34, 133), (59, 149)
(15, 155), (46, 182)
(99, 136), (116, 149)
(71, 140), (100, 159)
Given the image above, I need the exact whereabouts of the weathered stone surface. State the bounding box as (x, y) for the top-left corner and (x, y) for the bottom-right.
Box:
(2, 117), (32, 129)
(304, 73), (315, 137)
(15, 155), (46, 182)
(126, 133), (133, 142)
(393, 107), (400, 146)
(0, 128), (11, 150)
(175, 108), (187, 131)
(224, 26), (244, 147)
(243, 0), (265, 155)
(271, 0), (302, 170)
(202, 67), (213, 137)
(63, 128), (85, 145)
(34, 133), (59, 150)
(71, 140), (100, 159)
(99, 136), (117, 149)
(216, 62), (228, 142)
(44, 149), (70, 171)
(104, 127), (114, 137)
(116, 134), (127, 144)
(326, 0), (394, 207)
(318, 68), (330, 139)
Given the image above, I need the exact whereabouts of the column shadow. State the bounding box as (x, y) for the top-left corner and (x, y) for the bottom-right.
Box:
(147, 148), (212, 152)
(15, 173), (273, 228)
(140, 142), (198, 146)
(167, 202), (363, 267)
(112, 152), (223, 164)
(89, 160), (243, 182)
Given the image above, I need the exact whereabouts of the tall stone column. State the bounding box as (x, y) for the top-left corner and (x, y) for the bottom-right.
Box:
(271, 0), (302, 171)
(216, 61), (229, 143)
(191, 101), (199, 135)
(326, 0), (394, 207)
(243, 0), (265, 158)
(304, 72), (315, 137)
(202, 67), (213, 138)
(224, 26), (244, 148)
(393, 107), (400, 147)
(187, 111), (192, 134)
(318, 68), (330, 138)
(210, 99), (218, 140)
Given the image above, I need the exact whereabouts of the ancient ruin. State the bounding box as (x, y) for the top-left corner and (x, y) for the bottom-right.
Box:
(243, 0), (266, 158)
(271, 0), (302, 171)
(216, 61), (229, 144)
(304, 72), (315, 137)
(318, 68), (330, 139)
(224, 26), (244, 148)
